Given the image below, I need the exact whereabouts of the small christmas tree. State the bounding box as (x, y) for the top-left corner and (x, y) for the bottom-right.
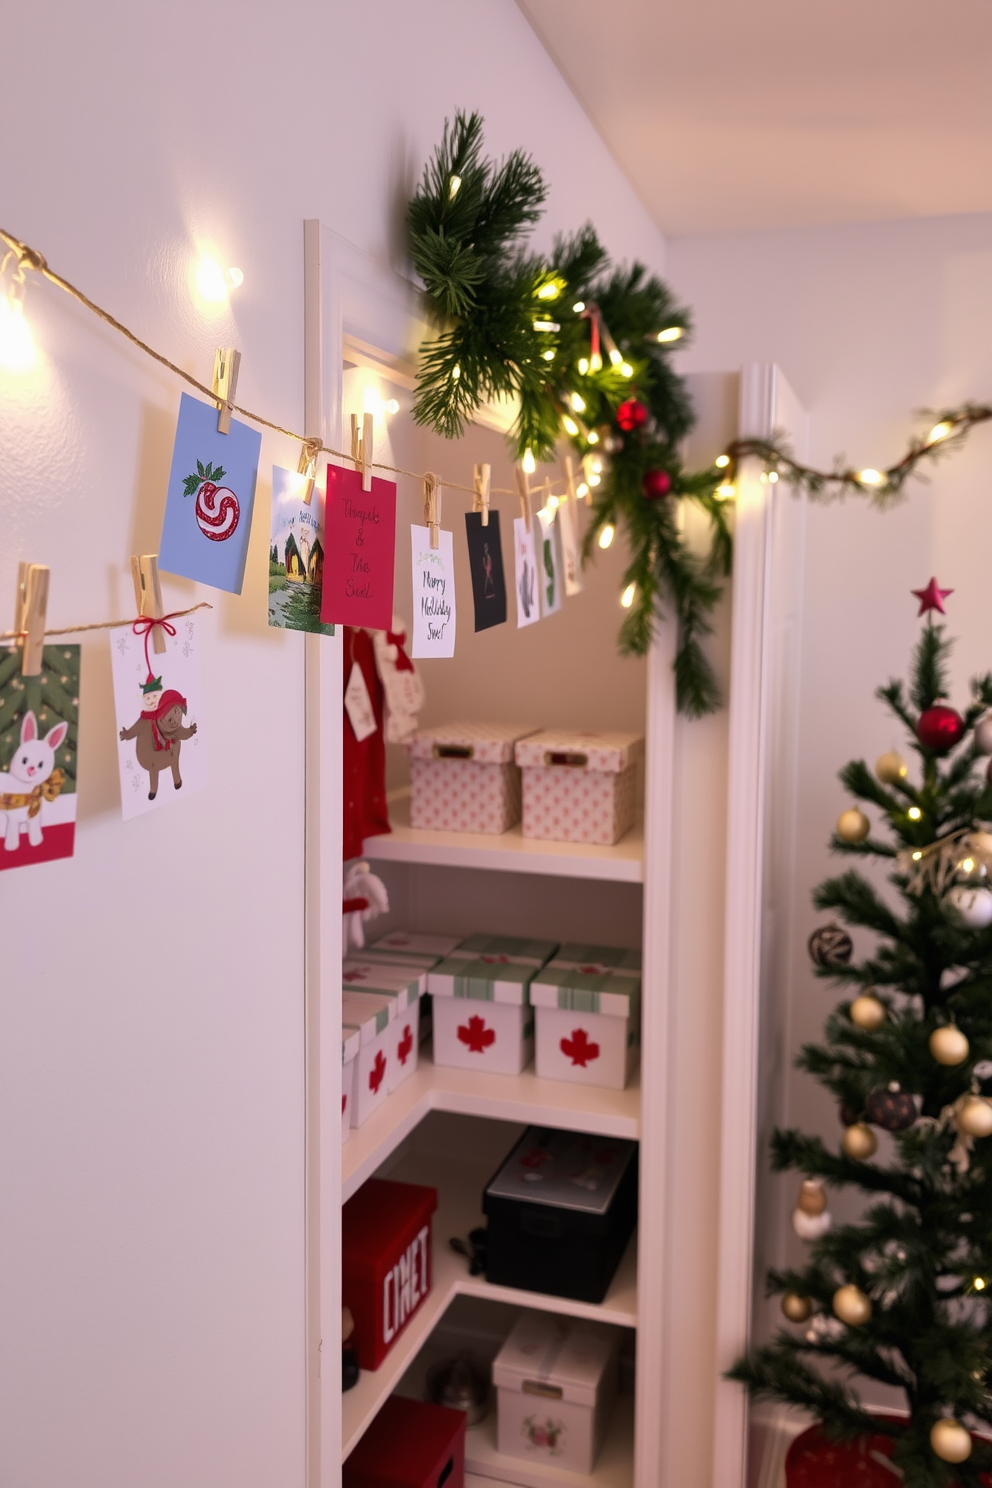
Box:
(731, 581), (992, 1487)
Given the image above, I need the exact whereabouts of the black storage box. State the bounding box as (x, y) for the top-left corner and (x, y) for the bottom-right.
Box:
(482, 1126), (638, 1303)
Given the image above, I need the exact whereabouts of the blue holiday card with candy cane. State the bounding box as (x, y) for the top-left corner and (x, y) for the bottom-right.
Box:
(159, 393), (261, 594)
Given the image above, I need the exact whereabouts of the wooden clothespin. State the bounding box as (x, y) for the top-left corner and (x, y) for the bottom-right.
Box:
(351, 412), (374, 492)
(298, 438), (321, 506)
(131, 554), (167, 655)
(423, 472), (441, 550)
(515, 463), (531, 524)
(212, 346), (242, 435)
(14, 562), (49, 677)
(473, 463), (491, 527)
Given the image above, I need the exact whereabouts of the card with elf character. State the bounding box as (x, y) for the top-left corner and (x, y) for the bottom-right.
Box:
(110, 612), (208, 820)
(0, 643), (80, 872)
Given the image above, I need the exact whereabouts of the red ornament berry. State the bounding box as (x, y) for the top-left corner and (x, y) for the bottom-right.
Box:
(616, 398), (648, 432)
(916, 704), (965, 752)
(642, 469), (672, 500)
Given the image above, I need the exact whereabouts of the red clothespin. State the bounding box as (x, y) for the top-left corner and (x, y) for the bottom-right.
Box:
(212, 346), (242, 435)
(131, 554), (166, 654)
(14, 562), (49, 676)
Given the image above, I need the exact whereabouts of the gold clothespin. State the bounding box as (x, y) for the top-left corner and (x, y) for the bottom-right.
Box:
(351, 412), (374, 492)
(298, 438), (321, 506)
(473, 463), (491, 527)
(212, 347), (242, 435)
(515, 463), (531, 524)
(423, 472), (441, 550)
(14, 562), (49, 677)
(131, 554), (167, 655)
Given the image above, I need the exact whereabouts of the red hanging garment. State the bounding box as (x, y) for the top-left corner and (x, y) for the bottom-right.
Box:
(342, 627), (391, 861)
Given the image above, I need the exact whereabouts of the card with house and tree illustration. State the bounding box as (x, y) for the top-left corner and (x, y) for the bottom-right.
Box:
(158, 392), (261, 594)
(268, 464), (335, 635)
(0, 644), (80, 871)
(110, 613), (207, 820)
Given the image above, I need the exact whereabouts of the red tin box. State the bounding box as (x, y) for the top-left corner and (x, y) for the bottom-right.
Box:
(344, 1395), (466, 1488)
(342, 1179), (437, 1370)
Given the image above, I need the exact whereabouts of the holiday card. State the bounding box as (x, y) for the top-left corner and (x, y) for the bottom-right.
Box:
(268, 464), (335, 635)
(512, 516), (540, 628)
(464, 510), (507, 632)
(0, 644), (80, 872)
(410, 525), (456, 658)
(321, 464), (396, 631)
(535, 507), (564, 618)
(158, 393), (261, 594)
(557, 494), (584, 597)
(110, 613), (207, 820)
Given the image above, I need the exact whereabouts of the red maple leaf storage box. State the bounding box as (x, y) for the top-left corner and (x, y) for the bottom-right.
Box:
(343, 1395), (466, 1488)
(342, 1179), (437, 1370)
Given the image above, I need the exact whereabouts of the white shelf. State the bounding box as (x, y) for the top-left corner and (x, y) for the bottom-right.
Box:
(342, 1148), (638, 1459)
(343, 1051), (641, 1203)
(365, 794), (644, 883)
(465, 1396), (634, 1488)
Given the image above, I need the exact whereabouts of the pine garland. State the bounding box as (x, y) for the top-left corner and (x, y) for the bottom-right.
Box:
(407, 112), (729, 717)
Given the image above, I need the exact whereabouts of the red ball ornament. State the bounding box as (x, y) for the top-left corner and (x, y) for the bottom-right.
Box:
(616, 399), (648, 432)
(916, 704), (965, 752)
(642, 470), (672, 500)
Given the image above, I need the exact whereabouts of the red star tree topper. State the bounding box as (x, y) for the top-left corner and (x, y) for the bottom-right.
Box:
(911, 576), (953, 617)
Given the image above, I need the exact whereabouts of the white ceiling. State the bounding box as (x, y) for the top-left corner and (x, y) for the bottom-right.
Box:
(517, 0), (992, 235)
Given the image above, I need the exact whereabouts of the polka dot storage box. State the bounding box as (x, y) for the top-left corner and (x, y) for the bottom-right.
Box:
(514, 730), (645, 846)
(408, 722), (539, 835)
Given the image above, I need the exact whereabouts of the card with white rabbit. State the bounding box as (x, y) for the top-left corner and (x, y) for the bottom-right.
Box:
(110, 613), (207, 821)
(0, 644), (80, 872)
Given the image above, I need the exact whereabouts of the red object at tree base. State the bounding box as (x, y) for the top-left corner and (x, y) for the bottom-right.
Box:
(916, 703), (965, 751)
(642, 469), (672, 500)
(785, 1419), (992, 1487)
(616, 398), (648, 432)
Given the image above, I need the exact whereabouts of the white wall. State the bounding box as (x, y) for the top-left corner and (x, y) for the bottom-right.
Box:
(667, 214), (992, 1380)
(0, 6), (668, 1487)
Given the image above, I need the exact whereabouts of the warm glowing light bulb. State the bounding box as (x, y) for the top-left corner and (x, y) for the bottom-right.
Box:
(715, 454), (730, 469)
(768, 471), (779, 483)
(570, 392), (587, 413)
(620, 362), (633, 378)
(537, 282), (559, 300)
(452, 364), (461, 380)
(609, 348), (622, 366)
(587, 430), (600, 445)
(0, 296), (36, 371)
(657, 326), (683, 343)
(912, 851), (923, 861)
(716, 482), (736, 501)
(621, 583), (636, 608)
(533, 319), (559, 333)
(522, 448), (536, 475)
(590, 352), (603, 372)
(543, 349), (555, 361)
(589, 457), (603, 473)
(547, 494), (559, 511)
(573, 301), (586, 313)
(961, 858), (976, 874)
(578, 357), (590, 376)
(196, 257), (228, 302)
(576, 482), (589, 499)
(226, 267), (244, 289)
(588, 473), (601, 487)
(448, 174), (462, 199)
(598, 524), (615, 549)
(976, 1277), (987, 1291)
(363, 388), (383, 417)
(928, 421), (953, 444)
(562, 415), (579, 436)
(858, 468), (884, 487)
(908, 806), (922, 821)
(385, 399), (400, 414)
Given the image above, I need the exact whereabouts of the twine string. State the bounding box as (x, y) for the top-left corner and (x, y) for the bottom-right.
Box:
(0, 601), (213, 646)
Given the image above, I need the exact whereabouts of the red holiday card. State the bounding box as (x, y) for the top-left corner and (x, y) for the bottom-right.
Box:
(321, 465), (396, 631)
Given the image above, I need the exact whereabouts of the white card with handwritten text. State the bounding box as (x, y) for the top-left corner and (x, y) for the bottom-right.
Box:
(410, 525), (456, 658)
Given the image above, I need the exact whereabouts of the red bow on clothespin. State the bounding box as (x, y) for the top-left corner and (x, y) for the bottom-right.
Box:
(386, 627), (415, 673)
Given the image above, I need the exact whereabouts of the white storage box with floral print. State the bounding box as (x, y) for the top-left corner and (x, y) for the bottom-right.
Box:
(342, 991), (395, 1127)
(492, 1311), (620, 1473)
(408, 722), (538, 834)
(428, 953), (547, 1077)
(530, 959), (641, 1090)
(341, 1026), (360, 1143)
(342, 959), (424, 1092)
(514, 730), (645, 845)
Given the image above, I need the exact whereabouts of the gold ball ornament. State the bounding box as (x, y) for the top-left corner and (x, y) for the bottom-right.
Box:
(797, 1179), (827, 1216)
(930, 1419), (972, 1464)
(957, 1095), (992, 1138)
(781, 1292), (814, 1323)
(842, 1122), (878, 1160)
(833, 1284), (872, 1326)
(837, 807), (870, 843)
(876, 750), (909, 784)
(930, 1025), (970, 1066)
(850, 994), (887, 1031)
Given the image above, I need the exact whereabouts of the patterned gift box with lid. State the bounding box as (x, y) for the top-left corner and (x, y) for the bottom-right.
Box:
(342, 990), (395, 1126)
(408, 722), (539, 835)
(530, 958), (641, 1090)
(428, 938), (557, 1076)
(514, 730), (645, 846)
(342, 960), (424, 1092)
